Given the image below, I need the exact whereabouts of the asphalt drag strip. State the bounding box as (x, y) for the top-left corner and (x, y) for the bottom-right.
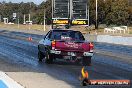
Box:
(0, 30), (131, 88)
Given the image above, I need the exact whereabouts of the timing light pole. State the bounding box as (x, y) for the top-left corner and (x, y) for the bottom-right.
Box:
(29, 2), (32, 30)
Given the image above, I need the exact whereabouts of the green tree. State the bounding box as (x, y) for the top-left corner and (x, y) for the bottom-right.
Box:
(89, 0), (96, 25)
(105, 0), (130, 26)
(89, 0), (106, 27)
(35, 0), (52, 24)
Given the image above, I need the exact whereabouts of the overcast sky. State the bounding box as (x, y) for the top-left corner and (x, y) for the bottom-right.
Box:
(0, 0), (45, 5)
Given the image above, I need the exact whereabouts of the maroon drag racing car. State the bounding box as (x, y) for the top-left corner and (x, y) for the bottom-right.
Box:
(38, 29), (94, 66)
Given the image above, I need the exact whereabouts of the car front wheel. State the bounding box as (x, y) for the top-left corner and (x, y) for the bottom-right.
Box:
(38, 51), (44, 62)
(44, 52), (53, 64)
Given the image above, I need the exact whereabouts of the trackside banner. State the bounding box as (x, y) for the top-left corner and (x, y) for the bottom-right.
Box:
(52, 19), (88, 25)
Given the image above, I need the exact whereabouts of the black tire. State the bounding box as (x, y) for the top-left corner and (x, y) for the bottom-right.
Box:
(82, 56), (91, 66)
(75, 59), (81, 64)
(45, 52), (53, 64)
(81, 78), (91, 86)
(38, 51), (43, 62)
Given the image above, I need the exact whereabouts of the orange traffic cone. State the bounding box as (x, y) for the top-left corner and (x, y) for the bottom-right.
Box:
(28, 37), (32, 41)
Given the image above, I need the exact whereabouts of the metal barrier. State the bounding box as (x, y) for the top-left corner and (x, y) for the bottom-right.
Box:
(104, 26), (129, 34)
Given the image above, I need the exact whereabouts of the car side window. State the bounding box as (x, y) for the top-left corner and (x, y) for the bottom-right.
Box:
(77, 32), (85, 41)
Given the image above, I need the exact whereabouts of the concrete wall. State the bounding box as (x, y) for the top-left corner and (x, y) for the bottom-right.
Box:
(84, 34), (132, 46)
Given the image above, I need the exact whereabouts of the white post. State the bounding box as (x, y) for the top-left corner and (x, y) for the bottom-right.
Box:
(3, 18), (6, 24)
(44, 10), (46, 31)
(7, 18), (8, 24)
(128, 27), (129, 34)
(18, 18), (19, 29)
(4, 18), (8, 24)
(29, 14), (31, 30)
(23, 14), (26, 24)
(29, 14), (30, 21)
(0, 15), (1, 22)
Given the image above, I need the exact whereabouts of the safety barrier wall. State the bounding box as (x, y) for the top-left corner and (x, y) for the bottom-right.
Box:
(84, 34), (132, 46)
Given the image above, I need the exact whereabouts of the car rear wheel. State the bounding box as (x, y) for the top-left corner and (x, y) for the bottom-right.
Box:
(45, 52), (53, 64)
(82, 56), (91, 66)
(38, 51), (43, 62)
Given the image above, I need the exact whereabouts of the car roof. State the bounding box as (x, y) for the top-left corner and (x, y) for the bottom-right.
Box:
(51, 29), (79, 32)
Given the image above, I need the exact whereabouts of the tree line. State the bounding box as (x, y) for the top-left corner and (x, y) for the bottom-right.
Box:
(0, 1), (52, 24)
(0, 0), (131, 26)
(89, 0), (132, 26)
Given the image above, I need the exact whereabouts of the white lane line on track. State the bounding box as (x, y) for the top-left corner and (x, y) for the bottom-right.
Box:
(0, 71), (24, 88)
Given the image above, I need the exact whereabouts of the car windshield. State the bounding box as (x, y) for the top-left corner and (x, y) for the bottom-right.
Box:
(51, 30), (85, 41)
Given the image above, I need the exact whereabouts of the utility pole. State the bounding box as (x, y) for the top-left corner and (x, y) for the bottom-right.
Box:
(0, 15), (1, 22)
(17, 13), (19, 29)
(95, 0), (98, 29)
(52, 0), (55, 29)
(29, 2), (31, 30)
(29, 14), (31, 22)
(28, 14), (31, 30)
(44, 9), (46, 31)
(18, 17), (19, 29)
(87, 0), (89, 27)
(23, 14), (26, 24)
(70, 0), (73, 19)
